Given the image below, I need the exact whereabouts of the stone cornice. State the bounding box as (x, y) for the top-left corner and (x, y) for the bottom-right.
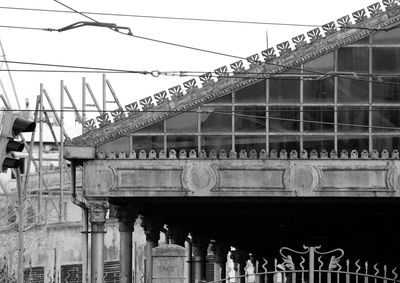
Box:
(68, 3), (400, 147)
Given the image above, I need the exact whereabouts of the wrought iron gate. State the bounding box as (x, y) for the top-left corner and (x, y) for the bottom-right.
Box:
(209, 245), (400, 283)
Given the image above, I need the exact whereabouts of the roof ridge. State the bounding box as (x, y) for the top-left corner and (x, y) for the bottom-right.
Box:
(69, 0), (400, 146)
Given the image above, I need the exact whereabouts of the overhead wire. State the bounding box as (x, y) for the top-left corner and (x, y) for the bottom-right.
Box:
(0, 5), (390, 31)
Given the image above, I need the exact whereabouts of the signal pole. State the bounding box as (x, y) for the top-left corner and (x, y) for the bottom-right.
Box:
(13, 159), (24, 283)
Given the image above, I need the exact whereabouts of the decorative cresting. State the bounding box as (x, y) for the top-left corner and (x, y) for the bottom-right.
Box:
(181, 163), (220, 195)
(87, 199), (109, 223)
(206, 245), (400, 283)
(283, 164), (322, 195)
(70, 1), (400, 146)
(96, 148), (400, 160)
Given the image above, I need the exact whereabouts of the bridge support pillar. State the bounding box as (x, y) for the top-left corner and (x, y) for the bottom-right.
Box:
(88, 199), (109, 283)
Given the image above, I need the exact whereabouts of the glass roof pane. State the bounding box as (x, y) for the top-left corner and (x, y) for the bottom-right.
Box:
(200, 106), (232, 133)
(372, 28), (400, 45)
(235, 80), (266, 103)
(166, 112), (197, 133)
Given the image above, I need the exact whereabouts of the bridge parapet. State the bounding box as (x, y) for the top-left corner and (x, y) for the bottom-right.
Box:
(84, 156), (400, 198)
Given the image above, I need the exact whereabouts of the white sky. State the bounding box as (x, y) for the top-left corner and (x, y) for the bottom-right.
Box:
(0, 0), (377, 136)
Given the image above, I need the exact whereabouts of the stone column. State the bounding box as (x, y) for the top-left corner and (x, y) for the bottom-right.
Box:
(141, 216), (163, 283)
(230, 249), (249, 283)
(213, 242), (230, 282)
(115, 206), (137, 283)
(87, 200), (109, 283)
(191, 234), (209, 283)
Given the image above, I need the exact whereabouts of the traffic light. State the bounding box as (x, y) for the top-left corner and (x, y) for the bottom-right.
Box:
(0, 111), (36, 172)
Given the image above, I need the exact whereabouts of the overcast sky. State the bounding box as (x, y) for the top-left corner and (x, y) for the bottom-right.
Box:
(0, 0), (376, 136)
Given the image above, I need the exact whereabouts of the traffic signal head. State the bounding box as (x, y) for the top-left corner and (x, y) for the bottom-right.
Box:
(0, 112), (36, 172)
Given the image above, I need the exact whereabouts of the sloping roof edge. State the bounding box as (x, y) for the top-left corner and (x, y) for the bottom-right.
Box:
(68, 2), (400, 147)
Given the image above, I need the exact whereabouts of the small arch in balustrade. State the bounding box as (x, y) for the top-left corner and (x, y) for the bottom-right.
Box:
(118, 151), (127, 159)
(179, 149), (187, 159)
(259, 149), (268, 159)
(371, 149), (379, 159)
(279, 149), (288, 159)
(199, 149), (207, 159)
(340, 150), (349, 159)
(128, 150), (136, 159)
(149, 149), (157, 159)
(249, 149), (257, 159)
(229, 150), (237, 159)
(392, 149), (399, 159)
(219, 149), (227, 159)
(107, 151), (117, 159)
(321, 150), (329, 159)
(159, 149), (167, 159)
(310, 150), (318, 159)
(351, 150), (359, 159)
(270, 149), (278, 159)
(239, 150), (248, 159)
(189, 149), (197, 158)
(289, 150), (298, 159)
(169, 149), (177, 159)
(301, 149), (308, 159)
(209, 149), (218, 159)
(361, 150), (369, 159)
(139, 150), (147, 159)
(381, 149), (389, 159)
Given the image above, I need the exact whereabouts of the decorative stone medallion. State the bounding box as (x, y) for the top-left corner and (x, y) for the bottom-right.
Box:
(283, 164), (322, 196)
(181, 163), (220, 195)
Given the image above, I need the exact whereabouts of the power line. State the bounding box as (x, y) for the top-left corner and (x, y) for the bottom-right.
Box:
(0, 24), (54, 31)
(0, 5), (390, 31)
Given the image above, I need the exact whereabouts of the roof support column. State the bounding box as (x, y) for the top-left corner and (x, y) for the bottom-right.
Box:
(191, 233), (209, 283)
(87, 199), (109, 283)
(212, 241), (230, 282)
(141, 216), (163, 283)
(114, 206), (137, 283)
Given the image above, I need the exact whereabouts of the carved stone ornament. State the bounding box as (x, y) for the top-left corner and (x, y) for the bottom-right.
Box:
(113, 205), (137, 232)
(87, 200), (110, 224)
(181, 164), (220, 195)
(283, 164), (322, 195)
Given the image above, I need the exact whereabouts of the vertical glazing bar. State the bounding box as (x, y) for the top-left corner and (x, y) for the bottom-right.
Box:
(368, 35), (373, 152)
(266, 79), (269, 154)
(232, 91), (235, 152)
(300, 65), (304, 152)
(327, 272), (331, 283)
(334, 50), (338, 151)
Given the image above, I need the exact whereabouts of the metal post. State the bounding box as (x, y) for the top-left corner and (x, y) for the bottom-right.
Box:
(14, 165), (24, 283)
(59, 81), (64, 222)
(102, 74), (106, 113)
(82, 77), (86, 133)
(38, 83), (43, 218)
(309, 247), (315, 283)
